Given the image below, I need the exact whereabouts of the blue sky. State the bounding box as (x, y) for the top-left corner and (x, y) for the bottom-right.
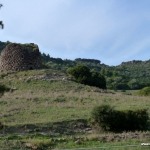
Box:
(0, 0), (150, 65)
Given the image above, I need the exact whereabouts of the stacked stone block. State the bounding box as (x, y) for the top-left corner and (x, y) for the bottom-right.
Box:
(0, 43), (41, 71)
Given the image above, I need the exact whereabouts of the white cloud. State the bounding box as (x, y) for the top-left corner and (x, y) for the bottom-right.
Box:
(1, 0), (150, 65)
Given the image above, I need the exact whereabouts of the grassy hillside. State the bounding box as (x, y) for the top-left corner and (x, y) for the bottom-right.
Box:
(1, 41), (150, 90)
(38, 58), (150, 90)
(0, 41), (150, 149)
(0, 69), (150, 149)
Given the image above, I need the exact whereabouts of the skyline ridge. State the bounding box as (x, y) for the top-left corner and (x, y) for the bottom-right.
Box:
(1, 0), (150, 65)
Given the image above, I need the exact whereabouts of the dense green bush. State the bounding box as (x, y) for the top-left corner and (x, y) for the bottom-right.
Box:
(89, 72), (106, 89)
(91, 105), (149, 131)
(91, 105), (114, 130)
(0, 122), (4, 129)
(0, 84), (9, 93)
(67, 65), (91, 84)
(138, 87), (150, 96)
(114, 83), (130, 90)
(67, 65), (106, 89)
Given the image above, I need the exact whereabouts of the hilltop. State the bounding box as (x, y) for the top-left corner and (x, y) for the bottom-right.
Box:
(1, 41), (150, 90)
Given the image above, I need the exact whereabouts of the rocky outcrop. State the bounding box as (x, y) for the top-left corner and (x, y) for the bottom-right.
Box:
(0, 43), (41, 71)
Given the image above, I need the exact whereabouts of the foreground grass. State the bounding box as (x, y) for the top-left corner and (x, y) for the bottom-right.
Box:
(0, 69), (150, 149)
(0, 132), (150, 150)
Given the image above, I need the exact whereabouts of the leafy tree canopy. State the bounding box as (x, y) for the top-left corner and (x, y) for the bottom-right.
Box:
(67, 65), (106, 89)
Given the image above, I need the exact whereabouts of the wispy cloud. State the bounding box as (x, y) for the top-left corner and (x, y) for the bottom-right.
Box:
(1, 0), (150, 65)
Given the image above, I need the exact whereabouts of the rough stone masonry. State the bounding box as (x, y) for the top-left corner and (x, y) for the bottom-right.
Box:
(0, 43), (41, 71)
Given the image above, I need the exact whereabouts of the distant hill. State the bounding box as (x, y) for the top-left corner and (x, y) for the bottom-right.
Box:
(0, 41), (150, 90)
(105, 60), (150, 90)
(40, 53), (150, 90)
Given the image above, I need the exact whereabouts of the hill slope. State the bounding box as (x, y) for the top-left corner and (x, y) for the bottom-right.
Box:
(0, 41), (150, 90)
(0, 69), (150, 149)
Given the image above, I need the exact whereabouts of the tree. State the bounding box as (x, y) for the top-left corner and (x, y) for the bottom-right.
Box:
(67, 65), (91, 84)
(0, 4), (4, 29)
(128, 79), (140, 90)
(90, 71), (106, 89)
(67, 65), (106, 89)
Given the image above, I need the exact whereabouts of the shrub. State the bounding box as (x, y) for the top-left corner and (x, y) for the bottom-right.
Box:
(115, 83), (130, 90)
(89, 72), (106, 89)
(91, 105), (114, 130)
(91, 105), (149, 131)
(67, 65), (91, 84)
(138, 87), (150, 96)
(67, 65), (106, 89)
(0, 84), (9, 93)
(0, 122), (4, 129)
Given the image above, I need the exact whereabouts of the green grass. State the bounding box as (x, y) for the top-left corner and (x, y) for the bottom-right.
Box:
(0, 135), (149, 150)
(0, 69), (150, 149)
(137, 87), (150, 96)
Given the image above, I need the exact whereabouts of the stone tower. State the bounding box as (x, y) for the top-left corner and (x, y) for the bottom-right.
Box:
(0, 43), (41, 71)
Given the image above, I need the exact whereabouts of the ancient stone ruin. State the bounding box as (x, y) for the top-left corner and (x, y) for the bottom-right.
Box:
(0, 43), (41, 71)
